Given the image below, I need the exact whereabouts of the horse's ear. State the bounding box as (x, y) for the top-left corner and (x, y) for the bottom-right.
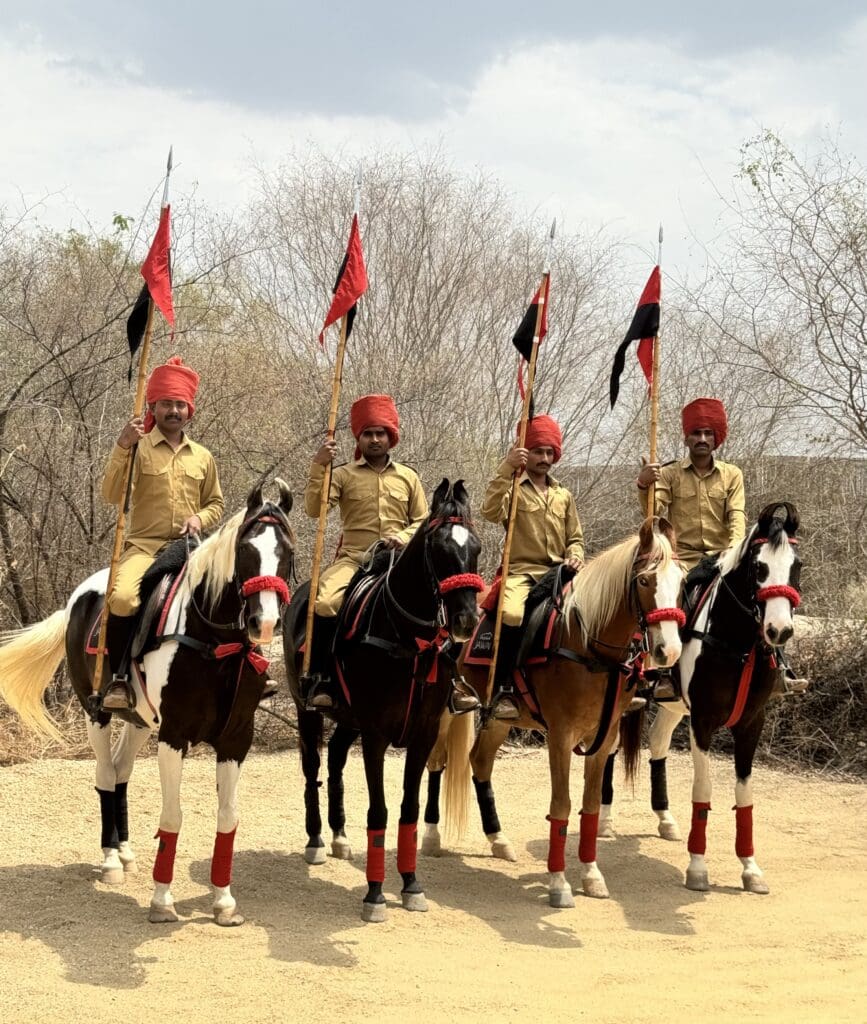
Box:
(246, 485), (264, 516)
(274, 477), (293, 514)
(656, 516), (676, 547)
(431, 478), (451, 510)
(638, 516), (654, 549)
(452, 479), (469, 508)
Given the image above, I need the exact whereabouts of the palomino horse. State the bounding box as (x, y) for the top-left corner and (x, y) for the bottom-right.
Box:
(425, 518), (685, 907)
(283, 479), (483, 922)
(600, 502), (802, 895)
(0, 482), (294, 925)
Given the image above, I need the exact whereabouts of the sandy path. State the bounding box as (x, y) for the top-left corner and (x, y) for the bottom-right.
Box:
(0, 747), (864, 1024)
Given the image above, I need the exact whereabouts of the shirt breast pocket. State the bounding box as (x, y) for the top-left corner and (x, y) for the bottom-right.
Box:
(383, 477), (410, 510)
(516, 489), (538, 513)
(550, 493), (569, 519)
(182, 463), (206, 506)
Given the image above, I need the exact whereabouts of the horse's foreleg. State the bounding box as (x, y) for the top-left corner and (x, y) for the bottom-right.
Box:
(547, 728), (577, 907)
(577, 747), (611, 901)
(470, 718), (515, 861)
(298, 710), (326, 865)
(599, 751), (617, 838)
(149, 740), (184, 923)
(110, 723), (151, 875)
(360, 732), (390, 923)
(397, 744), (432, 914)
(327, 725), (358, 860)
(422, 711), (451, 856)
(733, 717), (769, 894)
(685, 728), (712, 892)
(649, 701), (687, 841)
(86, 717), (125, 885)
(211, 757), (244, 926)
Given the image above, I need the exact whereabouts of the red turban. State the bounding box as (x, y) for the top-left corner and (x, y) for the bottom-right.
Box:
(144, 356), (199, 433)
(682, 398), (728, 449)
(522, 415), (562, 463)
(350, 394), (400, 459)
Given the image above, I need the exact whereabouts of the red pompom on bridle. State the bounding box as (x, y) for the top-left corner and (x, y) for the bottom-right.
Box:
(241, 575), (291, 604)
(756, 585), (801, 608)
(645, 607), (687, 626)
(439, 573), (485, 595)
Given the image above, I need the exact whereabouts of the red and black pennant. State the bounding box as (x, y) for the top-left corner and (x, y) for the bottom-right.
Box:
(609, 265), (660, 408)
(319, 213), (368, 344)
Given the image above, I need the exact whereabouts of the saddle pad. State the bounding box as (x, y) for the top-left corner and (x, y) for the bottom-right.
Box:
(464, 606), (559, 667)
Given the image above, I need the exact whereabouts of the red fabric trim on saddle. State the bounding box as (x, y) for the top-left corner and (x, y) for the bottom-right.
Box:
(343, 577), (381, 641)
(756, 584), (800, 607)
(85, 611), (106, 656)
(480, 573), (501, 613)
(157, 563), (188, 637)
(241, 575), (290, 604)
(724, 647), (756, 729)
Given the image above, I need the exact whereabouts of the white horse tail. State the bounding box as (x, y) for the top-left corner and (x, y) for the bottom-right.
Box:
(442, 709), (474, 840)
(0, 609), (67, 741)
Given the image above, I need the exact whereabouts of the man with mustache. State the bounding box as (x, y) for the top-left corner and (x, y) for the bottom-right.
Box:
(100, 356), (224, 710)
(482, 415), (584, 720)
(303, 393), (479, 713)
(637, 397), (805, 697)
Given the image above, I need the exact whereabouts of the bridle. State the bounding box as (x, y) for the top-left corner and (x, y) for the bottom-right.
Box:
(718, 534), (801, 628)
(383, 514), (484, 634)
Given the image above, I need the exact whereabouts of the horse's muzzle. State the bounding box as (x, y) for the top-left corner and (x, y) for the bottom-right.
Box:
(450, 610), (478, 643)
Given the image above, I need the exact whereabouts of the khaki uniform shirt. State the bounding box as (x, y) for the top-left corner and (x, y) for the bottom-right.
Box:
(639, 456), (746, 568)
(304, 457), (428, 559)
(101, 427), (224, 556)
(482, 459), (584, 578)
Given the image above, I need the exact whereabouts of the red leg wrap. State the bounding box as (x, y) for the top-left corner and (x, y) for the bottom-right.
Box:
(397, 823), (418, 875)
(367, 828), (386, 884)
(546, 816), (568, 872)
(153, 828), (179, 884)
(578, 811), (599, 865)
(211, 827), (237, 888)
(687, 802), (712, 855)
(734, 804), (754, 858)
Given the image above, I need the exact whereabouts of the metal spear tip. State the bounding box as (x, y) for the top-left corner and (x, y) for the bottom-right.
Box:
(167, 146), (173, 172)
(549, 217), (557, 239)
(658, 223), (663, 243)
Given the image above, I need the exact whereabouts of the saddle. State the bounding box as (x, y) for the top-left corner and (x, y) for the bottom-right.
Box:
(465, 564), (575, 668)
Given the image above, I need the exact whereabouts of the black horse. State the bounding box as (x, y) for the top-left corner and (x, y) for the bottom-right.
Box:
(283, 479), (483, 922)
(601, 502), (802, 894)
(0, 481), (295, 926)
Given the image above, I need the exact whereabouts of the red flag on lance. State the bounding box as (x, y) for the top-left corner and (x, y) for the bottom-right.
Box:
(609, 264), (660, 407)
(512, 282), (550, 402)
(319, 212), (368, 345)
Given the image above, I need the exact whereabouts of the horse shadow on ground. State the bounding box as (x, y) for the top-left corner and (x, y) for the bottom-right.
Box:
(0, 861), (167, 989)
(525, 832), (709, 936)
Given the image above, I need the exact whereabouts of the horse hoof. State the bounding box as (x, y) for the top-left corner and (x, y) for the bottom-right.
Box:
(148, 904), (179, 924)
(421, 834), (441, 857)
(598, 819), (615, 839)
(685, 869), (709, 892)
(658, 821), (682, 842)
(101, 866), (125, 886)
(549, 888), (575, 909)
(304, 845), (326, 865)
(401, 891), (428, 913)
(121, 858), (138, 874)
(491, 839), (517, 862)
(361, 901), (388, 923)
(215, 909), (245, 927)
(331, 837), (353, 860)
(742, 873), (770, 895)
(581, 878), (609, 900)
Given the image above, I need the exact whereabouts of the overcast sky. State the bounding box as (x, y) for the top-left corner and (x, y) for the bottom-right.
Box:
(2, 1), (866, 274)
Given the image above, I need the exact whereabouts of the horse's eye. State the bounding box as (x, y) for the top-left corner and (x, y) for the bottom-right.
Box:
(637, 577), (649, 588)
(755, 562), (769, 582)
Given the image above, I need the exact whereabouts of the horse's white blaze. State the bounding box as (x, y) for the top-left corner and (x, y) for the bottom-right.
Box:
(648, 561), (685, 667)
(757, 539), (796, 642)
(451, 524), (469, 548)
(157, 741), (184, 832)
(249, 530), (281, 641)
(216, 759), (241, 833)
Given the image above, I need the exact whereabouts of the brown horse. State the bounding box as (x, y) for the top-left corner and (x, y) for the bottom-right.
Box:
(425, 518), (685, 906)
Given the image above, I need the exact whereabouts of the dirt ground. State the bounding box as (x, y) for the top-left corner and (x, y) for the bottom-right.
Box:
(0, 746), (864, 1024)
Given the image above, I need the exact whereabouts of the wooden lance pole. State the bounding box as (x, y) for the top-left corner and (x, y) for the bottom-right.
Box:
(647, 223), (663, 518)
(486, 218), (556, 700)
(92, 149), (172, 697)
(302, 169), (363, 679)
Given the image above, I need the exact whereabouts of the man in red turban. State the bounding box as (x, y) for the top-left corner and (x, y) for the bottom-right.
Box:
(302, 393), (433, 710)
(637, 397), (805, 697)
(99, 357), (224, 710)
(481, 415), (584, 719)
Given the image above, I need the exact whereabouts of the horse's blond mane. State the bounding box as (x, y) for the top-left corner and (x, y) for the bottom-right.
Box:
(717, 526), (757, 577)
(563, 528), (677, 643)
(183, 509), (245, 611)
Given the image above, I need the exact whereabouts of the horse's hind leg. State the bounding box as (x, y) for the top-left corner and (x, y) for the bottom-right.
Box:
(599, 751), (617, 838)
(298, 710), (326, 865)
(110, 723), (152, 875)
(547, 726), (577, 907)
(327, 724), (358, 860)
(86, 716), (125, 886)
(470, 718), (516, 861)
(149, 740), (184, 923)
(210, 757), (245, 926)
(577, 746), (613, 901)
(649, 701), (687, 840)
(685, 727), (713, 892)
(732, 717), (769, 894)
(422, 711), (451, 856)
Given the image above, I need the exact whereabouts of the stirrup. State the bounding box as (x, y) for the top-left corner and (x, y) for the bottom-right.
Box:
(489, 688), (521, 721)
(623, 696), (647, 714)
(449, 675), (480, 715)
(301, 673), (335, 712)
(102, 676), (134, 712)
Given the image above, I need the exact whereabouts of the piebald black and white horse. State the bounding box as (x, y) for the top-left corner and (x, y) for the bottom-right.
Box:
(283, 479), (483, 922)
(601, 502), (802, 895)
(0, 482), (294, 925)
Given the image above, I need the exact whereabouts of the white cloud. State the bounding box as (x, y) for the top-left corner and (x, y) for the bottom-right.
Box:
(2, 24), (865, 275)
